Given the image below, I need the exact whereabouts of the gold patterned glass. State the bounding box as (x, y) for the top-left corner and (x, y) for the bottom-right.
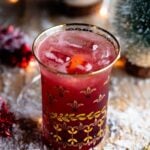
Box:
(33, 23), (120, 150)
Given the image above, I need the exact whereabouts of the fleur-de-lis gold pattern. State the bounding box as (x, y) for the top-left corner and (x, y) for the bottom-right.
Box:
(84, 126), (93, 133)
(83, 136), (93, 143)
(54, 134), (62, 142)
(47, 93), (56, 104)
(68, 127), (78, 135)
(98, 119), (103, 127)
(68, 138), (78, 145)
(54, 86), (69, 97)
(67, 100), (84, 111)
(93, 94), (105, 103)
(51, 119), (106, 148)
(97, 129), (104, 137)
(53, 124), (62, 132)
(80, 87), (96, 98)
(49, 105), (107, 148)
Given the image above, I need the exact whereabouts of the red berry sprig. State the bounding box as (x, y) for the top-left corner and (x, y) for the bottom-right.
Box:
(0, 97), (15, 137)
(0, 25), (33, 68)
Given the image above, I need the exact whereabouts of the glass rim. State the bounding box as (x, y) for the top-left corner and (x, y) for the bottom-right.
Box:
(32, 23), (120, 77)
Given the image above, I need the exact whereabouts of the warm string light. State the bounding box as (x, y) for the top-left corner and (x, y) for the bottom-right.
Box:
(35, 117), (42, 131)
(100, 7), (108, 18)
(38, 117), (42, 125)
(28, 59), (37, 68)
(114, 57), (126, 69)
(37, 117), (42, 129)
(25, 59), (37, 72)
(99, 0), (110, 18)
(24, 58), (40, 86)
(7, 0), (19, 4)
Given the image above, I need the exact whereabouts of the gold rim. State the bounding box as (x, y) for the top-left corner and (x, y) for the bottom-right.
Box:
(32, 23), (120, 77)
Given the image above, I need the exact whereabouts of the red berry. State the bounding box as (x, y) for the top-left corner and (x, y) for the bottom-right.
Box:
(0, 25), (32, 68)
(22, 44), (31, 53)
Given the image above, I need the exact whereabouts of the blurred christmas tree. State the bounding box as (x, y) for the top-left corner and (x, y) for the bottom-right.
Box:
(114, 0), (150, 49)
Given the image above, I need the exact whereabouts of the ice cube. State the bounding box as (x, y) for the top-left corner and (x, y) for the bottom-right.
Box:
(85, 63), (92, 72)
(65, 41), (83, 49)
(92, 44), (98, 51)
(71, 62), (92, 74)
(61, 32), (94, 50)
(45, 51), (70, 64)
(98, 58), (110, 67)
(63, 36), (84, 49)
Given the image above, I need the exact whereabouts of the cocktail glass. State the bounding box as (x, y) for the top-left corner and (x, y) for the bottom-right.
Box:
(33, 23), (120, 150)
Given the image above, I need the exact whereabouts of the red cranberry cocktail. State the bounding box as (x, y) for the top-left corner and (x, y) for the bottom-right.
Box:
(33, 24), (120, 150)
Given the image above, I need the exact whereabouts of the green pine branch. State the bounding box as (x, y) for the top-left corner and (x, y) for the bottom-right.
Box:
(114, 0), (150, 48)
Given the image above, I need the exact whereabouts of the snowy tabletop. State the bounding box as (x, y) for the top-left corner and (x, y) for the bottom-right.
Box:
(0, 66), (149, 150)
